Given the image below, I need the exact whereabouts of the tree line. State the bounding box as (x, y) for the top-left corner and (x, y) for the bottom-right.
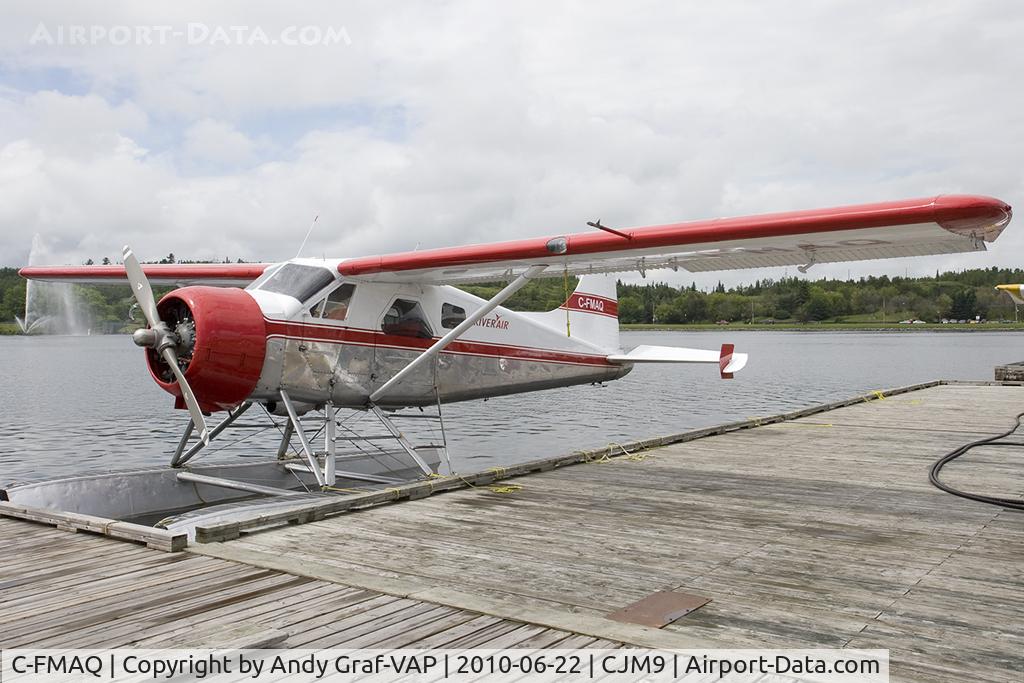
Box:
(615, 268), (1024, 323)
(453, 267), (1024, 324)
(2, 263), (1023, 328)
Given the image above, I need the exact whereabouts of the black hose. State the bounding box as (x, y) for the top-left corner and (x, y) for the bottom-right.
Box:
(928, 411), (1024, 510)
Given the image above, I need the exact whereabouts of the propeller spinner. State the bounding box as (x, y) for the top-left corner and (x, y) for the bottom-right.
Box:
(123, 246), (210, 445)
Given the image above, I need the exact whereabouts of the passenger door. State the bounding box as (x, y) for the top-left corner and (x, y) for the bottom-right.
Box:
(371, 297), (437, 404)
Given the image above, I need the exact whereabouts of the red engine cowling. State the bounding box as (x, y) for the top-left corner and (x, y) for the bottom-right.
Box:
(146, 286), (267, 412)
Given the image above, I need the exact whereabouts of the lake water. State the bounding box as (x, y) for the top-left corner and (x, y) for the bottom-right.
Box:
(0, 330), (1018, 482)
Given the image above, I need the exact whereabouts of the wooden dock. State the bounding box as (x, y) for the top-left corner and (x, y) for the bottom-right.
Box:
(3, 382), (1023, 682)
(0, 517), (618, 650)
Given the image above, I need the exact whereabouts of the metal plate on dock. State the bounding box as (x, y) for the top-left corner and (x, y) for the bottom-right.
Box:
(606, 591), (710, 628)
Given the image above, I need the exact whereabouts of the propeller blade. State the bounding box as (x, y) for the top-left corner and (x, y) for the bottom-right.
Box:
(161, 347), (210, 445)
(123, 245), (210, 446)
(122, 245), (160, 329)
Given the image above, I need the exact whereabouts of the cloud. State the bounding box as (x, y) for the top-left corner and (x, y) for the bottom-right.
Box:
(0, 90), (147, 155)
(0, 0), (1021, 289)
(181, 118), (256, 167)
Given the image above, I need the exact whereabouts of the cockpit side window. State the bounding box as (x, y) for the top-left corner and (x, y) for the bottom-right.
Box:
(441, 303), (467, 329)
(257, 263), (335, 302)
(382, 299), (434, 339)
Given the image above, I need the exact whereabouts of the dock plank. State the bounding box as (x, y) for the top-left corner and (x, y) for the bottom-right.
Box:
(0, 520), (587, 650)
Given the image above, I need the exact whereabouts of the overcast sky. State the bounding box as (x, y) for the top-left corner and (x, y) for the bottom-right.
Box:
(0, 1), (1021, 288)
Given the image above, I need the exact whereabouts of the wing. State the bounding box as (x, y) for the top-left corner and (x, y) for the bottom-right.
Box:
(338, 195), (1011, 284)
(18, 263), (272, 286)
(995, 284), (1024, 305)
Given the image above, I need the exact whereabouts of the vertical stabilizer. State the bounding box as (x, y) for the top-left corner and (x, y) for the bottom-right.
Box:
(520, 273), (619, 351)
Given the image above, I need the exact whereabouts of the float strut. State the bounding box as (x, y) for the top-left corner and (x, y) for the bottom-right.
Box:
(172, 402), (252, 467)
(279, 389), (326, 487)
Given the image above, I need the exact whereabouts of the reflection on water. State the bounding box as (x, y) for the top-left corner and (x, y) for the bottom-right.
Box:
(0, 330), (1018, 481)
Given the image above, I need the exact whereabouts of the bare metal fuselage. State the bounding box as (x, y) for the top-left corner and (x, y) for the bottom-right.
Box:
(246, 277), (629, 410)
(261, 337), (628, 408)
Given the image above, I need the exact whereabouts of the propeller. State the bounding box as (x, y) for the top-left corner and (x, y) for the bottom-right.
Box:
(123, 246), (210, 445)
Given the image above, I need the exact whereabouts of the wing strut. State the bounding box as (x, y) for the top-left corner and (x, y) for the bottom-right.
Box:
(369, 264), (548, 404)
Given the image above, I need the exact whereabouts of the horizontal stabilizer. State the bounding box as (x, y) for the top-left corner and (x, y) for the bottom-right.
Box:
(607, 343), (747, 379)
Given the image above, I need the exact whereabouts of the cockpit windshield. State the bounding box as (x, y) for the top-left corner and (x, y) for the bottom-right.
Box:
(257, 263), (335, 302)
(246, 263), (283, 290)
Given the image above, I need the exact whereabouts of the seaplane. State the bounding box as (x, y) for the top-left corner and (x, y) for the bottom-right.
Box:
(4, 194), (1012, 532)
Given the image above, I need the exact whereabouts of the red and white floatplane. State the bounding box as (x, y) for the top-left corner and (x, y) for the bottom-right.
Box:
(3, 195), (1012, 532)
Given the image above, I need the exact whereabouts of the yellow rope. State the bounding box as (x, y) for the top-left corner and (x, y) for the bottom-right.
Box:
(563, 266), (571, 337)
(574, 441), (658, 464)
(613, 441), (654, 462)
(488, 484), (524, 494)
(321, 486), (364, 494)
(625, 451), (653, 461)
(458, 474), (524, 495)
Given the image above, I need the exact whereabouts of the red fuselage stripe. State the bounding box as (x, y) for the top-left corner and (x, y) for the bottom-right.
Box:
(263, 319), (614, 367)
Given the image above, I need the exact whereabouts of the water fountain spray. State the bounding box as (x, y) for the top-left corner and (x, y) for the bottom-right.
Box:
(16, 235), (89, 335)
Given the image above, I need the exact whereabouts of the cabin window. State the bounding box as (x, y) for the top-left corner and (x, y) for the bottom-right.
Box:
(321, 284), (356, 321)
(382, 299), (434, 339)
(258, 263), (335, 302)
(441, 303), (467, 329)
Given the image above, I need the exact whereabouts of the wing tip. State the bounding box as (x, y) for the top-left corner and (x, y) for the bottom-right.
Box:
(933, 194), (1012, 242)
